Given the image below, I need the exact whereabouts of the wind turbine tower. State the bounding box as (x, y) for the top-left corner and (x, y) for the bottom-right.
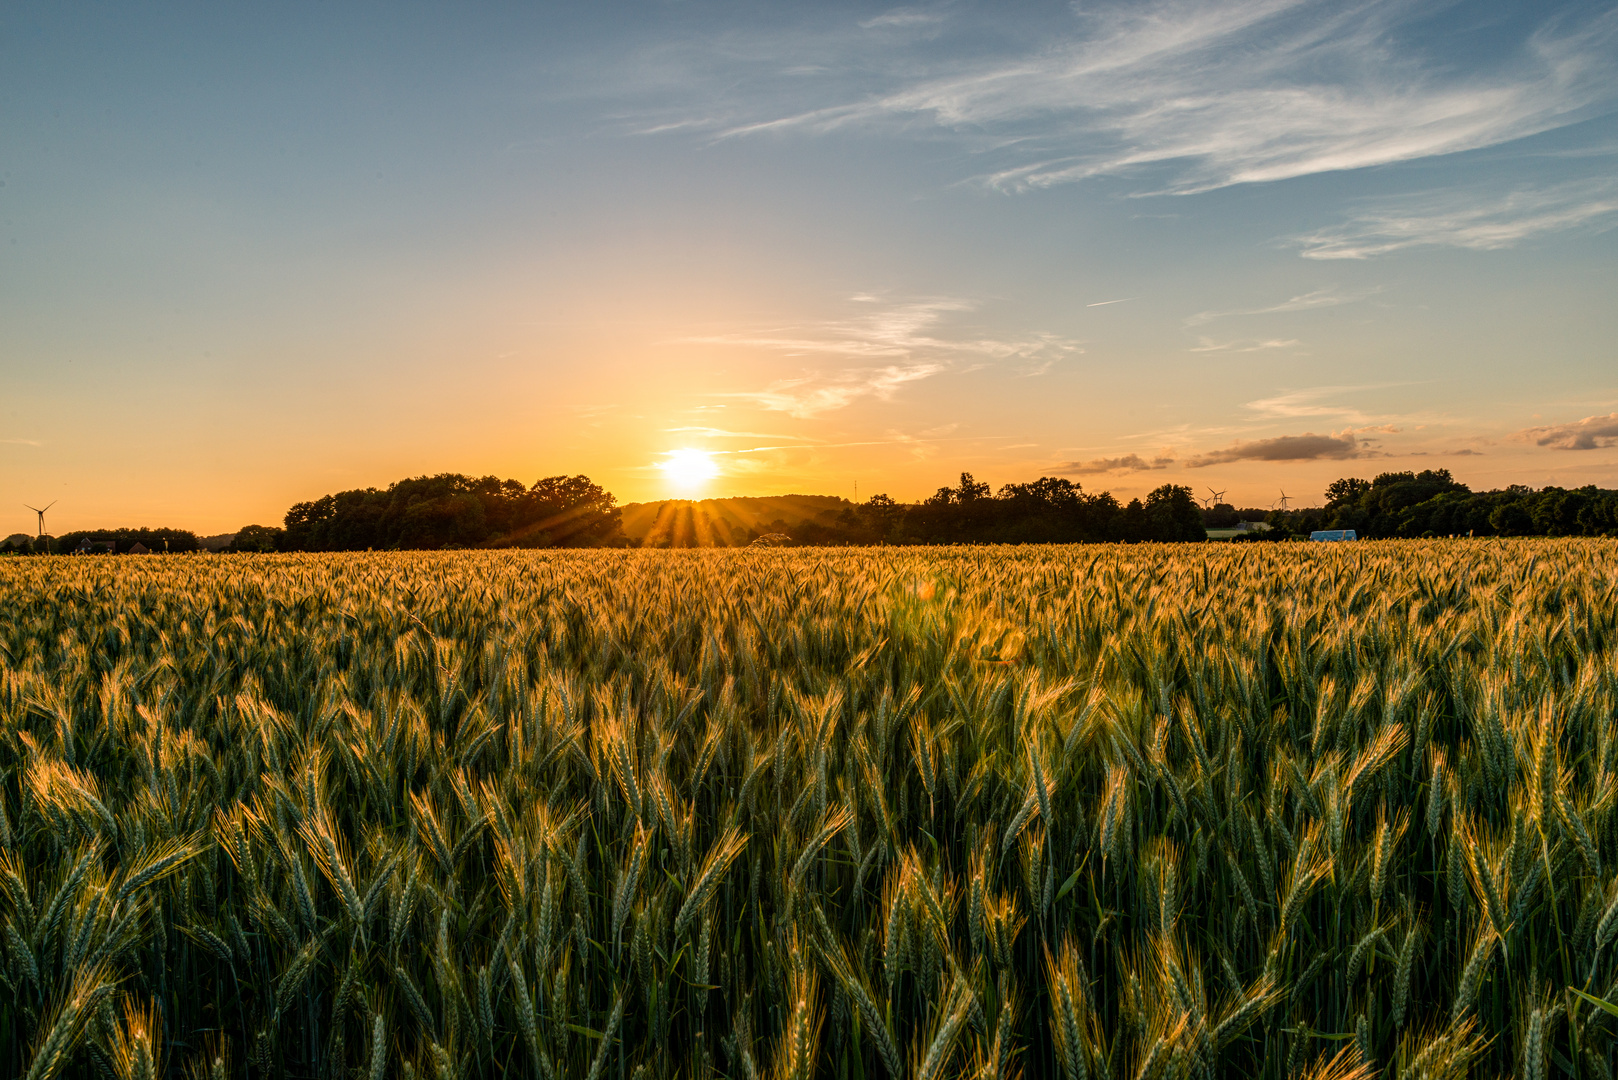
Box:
(24, 501), (55, 538)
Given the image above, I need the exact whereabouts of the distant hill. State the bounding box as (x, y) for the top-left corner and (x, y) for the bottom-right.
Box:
(620, 494), (851, 547)
(198, 532), (238, 552)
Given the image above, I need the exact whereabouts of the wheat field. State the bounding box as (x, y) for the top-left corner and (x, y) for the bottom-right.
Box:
(1, 542), (1616, 1080)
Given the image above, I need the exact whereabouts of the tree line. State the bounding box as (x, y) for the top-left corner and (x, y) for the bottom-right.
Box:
(204, 472), (1207, 551)
(1250, 469), (1618, 540)
(0, 474), (625, 555)
(277, 473), (626, 550)
(1, 526), (203, 556)
(5, 467), (1615, 555)
(786, 474), (1208, 545)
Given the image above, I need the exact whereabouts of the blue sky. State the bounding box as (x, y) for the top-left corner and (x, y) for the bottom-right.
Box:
(3, 0), (1616, 532)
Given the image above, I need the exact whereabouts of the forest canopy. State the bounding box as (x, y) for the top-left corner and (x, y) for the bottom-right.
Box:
(263, 472), (1208, 550)
(7, 526), (202, 555)
(1264, 469), (1618, 540)
(629, 476), (1209, 547)
(279, 473), (626, 551)
(9, 468), (1616, 555)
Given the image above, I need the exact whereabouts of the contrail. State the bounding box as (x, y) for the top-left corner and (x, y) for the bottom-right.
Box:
(1086, 298), (1135, 307)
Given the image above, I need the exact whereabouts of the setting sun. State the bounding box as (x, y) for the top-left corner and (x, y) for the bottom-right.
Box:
(658, 448), (720, 490)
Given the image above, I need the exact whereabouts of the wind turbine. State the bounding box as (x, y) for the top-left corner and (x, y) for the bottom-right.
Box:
(24, 501), (55, 538)
(1273, 490), (1292, 511)
(1208, 487), (1227, 507)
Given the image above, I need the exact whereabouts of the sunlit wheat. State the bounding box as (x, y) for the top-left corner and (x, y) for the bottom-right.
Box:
(0, 538), (1614, 1076)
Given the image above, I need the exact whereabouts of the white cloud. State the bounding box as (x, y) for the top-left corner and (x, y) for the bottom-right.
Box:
(1186, 287), (1375, 325)
(689, 297), (1083, 417)
(741, 363), (948, 418)
(859, 8), (948, 31)
(1189, 337), (1302, 353)
(644, 0), (1618, 195)
(1244, 385), (1379, 423)
(1516, 411), (1618, 450)
(1294, 178), (1618, 258)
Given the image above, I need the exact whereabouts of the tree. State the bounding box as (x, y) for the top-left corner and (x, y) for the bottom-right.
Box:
(1325, 477), (1371, 508)
(52, 527), (200, 554)
(509, 475), (624, 548)
(857, 494), (903, 540)
(1530, 488), (1588, 537)
(280, 472), (625, 551)
(998, 477), (1083, 510)
(955, 472), (991, 503)
(1120, 498), (1148, 542)
(1145, 485), (1207, 542)
(1489, 502), (1532, 536)
(228, 525), (284, 553)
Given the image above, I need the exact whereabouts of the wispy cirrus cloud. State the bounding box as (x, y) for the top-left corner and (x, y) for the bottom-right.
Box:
(1, 438), (43, 446)
(1515, 411), (1618, 450)
(662, 426), (814, 442)
(1189, 337), (1302, 353)
(689, 296), (1082, 418)
(1243, 385), (1385, 423)
(1185, 430), (1364, 467)
(859, 7), (948, 31)
(1294, 178), (1618, 259)
(1186, 287), (1375, 326)
(688, 298), (973, 360)
(623, 0), (1618, 196)
(740, 363), (948, 418)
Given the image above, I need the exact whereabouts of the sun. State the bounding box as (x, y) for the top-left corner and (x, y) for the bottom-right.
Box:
(658, 448), (720, 490)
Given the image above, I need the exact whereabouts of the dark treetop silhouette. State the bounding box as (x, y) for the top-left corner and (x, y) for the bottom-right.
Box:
(12, 468), (1612, 556)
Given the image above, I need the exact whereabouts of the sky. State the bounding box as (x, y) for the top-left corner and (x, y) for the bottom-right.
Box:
(3, 0), (1617, 535)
